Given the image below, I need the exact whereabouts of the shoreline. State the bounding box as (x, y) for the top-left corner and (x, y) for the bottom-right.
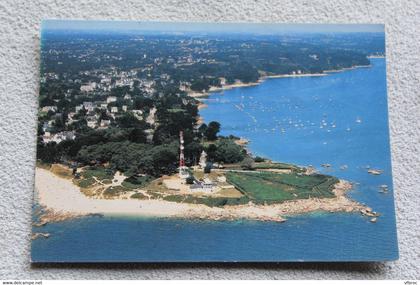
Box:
(188, 63), (372, 99)
(34, 167), (375, 225)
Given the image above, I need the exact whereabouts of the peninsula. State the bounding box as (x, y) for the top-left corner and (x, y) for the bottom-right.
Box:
(35, 167), (370, 224)
(34, 30), (383, 226)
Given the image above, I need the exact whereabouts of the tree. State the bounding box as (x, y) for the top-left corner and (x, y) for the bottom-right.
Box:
(198, 123), (207, 138)
(204, 163), (212, 174)
(214, 138), (245, 163)
(116, 113), (145, 129)
(184, 141), (203, 165)
(151, 143), (178, 175)
(37, 142), (58, 163)
(254, 156), (265, 162)
(205, 143), (218, 162)
(129, 128), (147, 143)
(241, 156), (255, 170)
(204, 121), (220, 141)
(186, 176), (195, 184)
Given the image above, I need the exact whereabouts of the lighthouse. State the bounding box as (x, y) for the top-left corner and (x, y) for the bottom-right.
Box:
(179, 131), (189, 178)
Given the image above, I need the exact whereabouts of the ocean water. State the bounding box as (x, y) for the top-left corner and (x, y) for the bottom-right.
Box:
(32, 58), (398, 262)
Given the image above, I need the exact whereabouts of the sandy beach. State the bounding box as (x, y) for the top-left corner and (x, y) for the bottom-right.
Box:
(35, 168), (373, 224)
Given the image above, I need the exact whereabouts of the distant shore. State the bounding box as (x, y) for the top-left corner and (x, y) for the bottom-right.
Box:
(367, 55), (385, 59)
(34, 167), (374, 224)
(188, 63), (372, 99)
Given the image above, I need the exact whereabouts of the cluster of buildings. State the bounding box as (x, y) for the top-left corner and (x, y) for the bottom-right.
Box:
(42, 131), (76, 144)
(39, 39), (222, 148)
(40, 93), (148, 144)
(177, 131), (231, 194)
(79, 77), (155, 95)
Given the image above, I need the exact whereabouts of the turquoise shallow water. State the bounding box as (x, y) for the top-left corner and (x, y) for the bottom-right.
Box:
(32, 58), (398, 262)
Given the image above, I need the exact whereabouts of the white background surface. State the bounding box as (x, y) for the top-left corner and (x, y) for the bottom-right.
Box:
(0, 0), (419, 279)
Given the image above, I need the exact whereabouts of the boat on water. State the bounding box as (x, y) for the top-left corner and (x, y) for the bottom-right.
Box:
(368, 169), (383, 175)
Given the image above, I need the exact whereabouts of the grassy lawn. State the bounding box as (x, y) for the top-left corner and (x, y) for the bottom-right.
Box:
(217, 187), (244, 198)
(192, 170), (222, 181)
(122, 175), (153, 189)
(130, 192), (148, 199)
(223, 161), (302, 172)
(226, 171), (337, 203)
(103, 185), (131, 197)
(163, 194), (249, 207)
(73, 166), (116, 189)
(76, 177), (96, 188)
(254, 162), (302, 171)
(50, 164), (73, 179)
(82, 166), (114, 181)
(36, 161), (52, 170)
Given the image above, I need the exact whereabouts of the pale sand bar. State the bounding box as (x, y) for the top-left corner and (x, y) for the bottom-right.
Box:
(35, 167), (372, 223)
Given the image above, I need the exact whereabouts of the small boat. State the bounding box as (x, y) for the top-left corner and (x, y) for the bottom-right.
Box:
(379, 184), (388, 193)
(368, 169), (383, 175)
(370, 217), (377, 223)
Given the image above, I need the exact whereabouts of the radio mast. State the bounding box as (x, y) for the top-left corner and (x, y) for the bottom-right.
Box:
(179, 131), (189, 178)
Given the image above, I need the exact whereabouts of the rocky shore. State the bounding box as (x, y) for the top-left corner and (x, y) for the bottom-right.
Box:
(34, 168), (375, 225)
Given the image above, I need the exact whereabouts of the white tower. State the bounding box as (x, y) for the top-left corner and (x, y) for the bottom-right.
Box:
(199, 150), (207, 169)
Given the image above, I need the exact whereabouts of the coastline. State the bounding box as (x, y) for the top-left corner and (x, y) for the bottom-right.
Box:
(188, 63), (372, 99)
(34, 167), (374, 225)
(34, 61), (380, 226)
(367, 55), (385, 59)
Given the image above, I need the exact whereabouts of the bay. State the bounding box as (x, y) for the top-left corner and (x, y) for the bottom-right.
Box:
(32, 58), (398, 262)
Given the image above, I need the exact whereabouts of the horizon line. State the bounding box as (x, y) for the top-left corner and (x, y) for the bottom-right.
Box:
(41, 20), (385, 35)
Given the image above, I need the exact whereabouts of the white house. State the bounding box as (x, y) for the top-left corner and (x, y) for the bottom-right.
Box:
(80, 82), (96, 92)
(106, 96), (117, 104)
(131, 109), (143, 120)
(75, 105), (84, 112)
(42, 131), (76, 144)
(100, 119), (111, 127)
(188, 178), (216, 193)
(83, 102), (95, 112)
(41, 106), (58, 113)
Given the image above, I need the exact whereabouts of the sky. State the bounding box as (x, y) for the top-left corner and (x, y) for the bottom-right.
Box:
(42, 20), (384, 34)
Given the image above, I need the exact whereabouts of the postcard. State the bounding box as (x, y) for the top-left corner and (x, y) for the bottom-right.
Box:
(32, 20), (398, 262)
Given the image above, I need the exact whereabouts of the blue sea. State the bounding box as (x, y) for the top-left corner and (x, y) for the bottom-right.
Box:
(32, 58), (398, 262)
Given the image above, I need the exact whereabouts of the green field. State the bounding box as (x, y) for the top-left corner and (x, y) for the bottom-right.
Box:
(82, 166), (114, 180)
(254, 162), (303, 171)
(122, 175), (154, 189)
(226, 171), (337, 203)
(223, 161), (303, 172)
(163, 194), (249, 207)
(75, 166), (115, 189)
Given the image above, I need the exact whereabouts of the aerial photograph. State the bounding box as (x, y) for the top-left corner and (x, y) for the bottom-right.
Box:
(32, 20), (398, 262)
